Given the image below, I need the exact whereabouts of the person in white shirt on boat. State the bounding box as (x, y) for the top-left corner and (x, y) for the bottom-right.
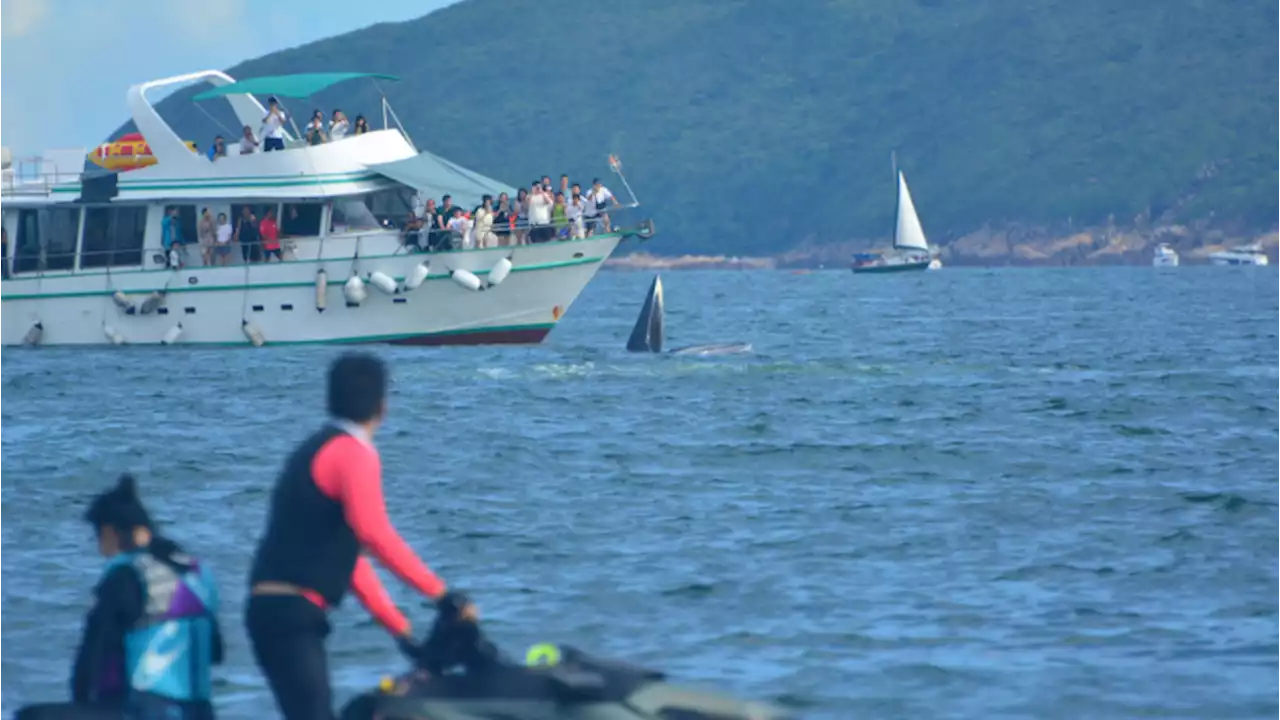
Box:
(526, 181), (554, 243)
(329, 110), (350, 141)
(260, 97), (289, 152)
(446, 208), (472, 249)
(565, 183), (587, 239)
(473, 195), (497, 249)
(583, 179), (619, 236)
(239, 125), (259, 155)
(214, 213), (234, 266)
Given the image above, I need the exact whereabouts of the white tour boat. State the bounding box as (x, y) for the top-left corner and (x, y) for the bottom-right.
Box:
(0, 70), (653, 347)
(852, 168), (937, 274)
(1152, 243), (1179, 267)
(1207, 243), (1269, 267)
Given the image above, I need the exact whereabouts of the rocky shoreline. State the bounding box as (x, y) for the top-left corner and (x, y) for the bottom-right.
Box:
(607, 223), (1279, 269)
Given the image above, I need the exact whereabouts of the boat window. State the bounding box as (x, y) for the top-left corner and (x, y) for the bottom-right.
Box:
(281, 202), (323, 237)
(81, 206), (147, 268)
(331, 198), (382, 233)
(363, 187), (415, 226)
(12, 207), (78, 273)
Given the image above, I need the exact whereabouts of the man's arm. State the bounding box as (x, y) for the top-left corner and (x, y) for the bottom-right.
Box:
(350, 556), (411, 637)
(312, 437), (447, 600)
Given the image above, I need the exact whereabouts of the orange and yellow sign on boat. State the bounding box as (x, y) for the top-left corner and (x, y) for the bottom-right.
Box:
(87, 132), (198, 172)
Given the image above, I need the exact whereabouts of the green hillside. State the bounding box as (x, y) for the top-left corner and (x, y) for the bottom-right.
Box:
(127, 0), (1277, 256)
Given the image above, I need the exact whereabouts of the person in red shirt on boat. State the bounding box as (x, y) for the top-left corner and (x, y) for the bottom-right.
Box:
(245, 352), (476, 720)
(259, 208), (283, 262)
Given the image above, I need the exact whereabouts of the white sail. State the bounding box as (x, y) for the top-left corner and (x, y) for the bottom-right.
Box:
(893, 171), (930, 252)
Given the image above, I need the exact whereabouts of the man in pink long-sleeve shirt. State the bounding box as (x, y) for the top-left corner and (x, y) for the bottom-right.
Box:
(246, 352), (476, 720)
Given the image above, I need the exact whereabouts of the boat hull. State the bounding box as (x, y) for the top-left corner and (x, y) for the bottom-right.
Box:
(1, 235), (622, 347)
(852, 258), (932, 274)
(1209, 254), (1268, 266)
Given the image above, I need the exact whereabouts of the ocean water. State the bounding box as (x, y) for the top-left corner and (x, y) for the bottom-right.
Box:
(2, 267), (1277, 719)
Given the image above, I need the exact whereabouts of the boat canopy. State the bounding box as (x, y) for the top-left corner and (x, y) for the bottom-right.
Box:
(191, 72), (399, 101)
(367, 151), (517, 207)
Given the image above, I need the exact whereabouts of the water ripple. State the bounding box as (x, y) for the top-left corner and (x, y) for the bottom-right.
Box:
(2, 267), (1277, 719)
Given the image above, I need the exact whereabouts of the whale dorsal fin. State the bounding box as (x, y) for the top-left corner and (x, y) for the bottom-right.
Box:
(626, 275), (664, 353)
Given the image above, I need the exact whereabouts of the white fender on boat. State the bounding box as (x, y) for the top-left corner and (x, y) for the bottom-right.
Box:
(343, 275), (368, 306)
(404, 261), (430, 291)
(23, 322), (43, 346)
(315, 269), (328, 312)
(368, 271), (398, 295)
(112, 291), (136, 314)
(140, 291), (165, 315)
(103, 325), (125, 345)
(451, 269), (482, 292)
(486, 257), (513, 287)
(161, 323), (183, 345)
(242, 320), (266, 347)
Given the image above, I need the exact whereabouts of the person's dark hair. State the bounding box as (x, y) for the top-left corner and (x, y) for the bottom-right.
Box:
(84, 474), (153, 531)
(327, 352), (387, 423)
(442, 194), (452, 203)
(482, 194), (492, 204)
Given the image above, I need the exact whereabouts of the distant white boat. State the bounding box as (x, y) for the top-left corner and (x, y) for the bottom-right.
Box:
(852, 170), (935, 274)
(1152, 243), (1179, 267)
(1208, 244), (1269, 266)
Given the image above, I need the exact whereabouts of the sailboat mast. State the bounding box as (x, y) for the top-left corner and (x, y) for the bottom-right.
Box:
(890, 151), (899, 244)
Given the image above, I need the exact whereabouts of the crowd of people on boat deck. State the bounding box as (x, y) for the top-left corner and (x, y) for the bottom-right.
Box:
(203, 96), (374, 160)
(402, 175), (623, 252)
(163, 205), (286, 268)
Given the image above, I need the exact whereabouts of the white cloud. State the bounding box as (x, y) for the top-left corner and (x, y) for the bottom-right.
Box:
(1, 0), (49, 38)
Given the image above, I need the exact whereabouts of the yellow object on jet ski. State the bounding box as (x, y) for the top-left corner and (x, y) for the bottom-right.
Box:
(524, 643), (562, 667)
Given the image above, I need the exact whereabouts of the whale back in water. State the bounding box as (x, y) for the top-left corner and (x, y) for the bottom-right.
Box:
(625, 274), (751, 356)
(626, 275), (665, 353)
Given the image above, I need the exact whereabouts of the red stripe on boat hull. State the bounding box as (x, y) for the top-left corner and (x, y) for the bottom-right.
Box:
(386, 327), (552, 347)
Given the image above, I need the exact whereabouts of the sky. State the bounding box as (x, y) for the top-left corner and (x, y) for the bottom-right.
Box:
(0, 0), (458, 158)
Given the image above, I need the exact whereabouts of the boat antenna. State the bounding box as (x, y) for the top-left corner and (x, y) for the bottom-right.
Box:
(608, 154), (641, 209)
(371, 78), (416, 152)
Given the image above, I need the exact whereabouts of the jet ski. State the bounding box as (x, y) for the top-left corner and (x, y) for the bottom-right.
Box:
(339, 639), (796, 720)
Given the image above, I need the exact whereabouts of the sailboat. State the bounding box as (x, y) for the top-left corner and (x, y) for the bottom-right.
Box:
(852, 166), (939, 274)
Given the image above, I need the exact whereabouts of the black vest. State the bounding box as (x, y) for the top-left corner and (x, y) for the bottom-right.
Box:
(249, 425), (361, 606)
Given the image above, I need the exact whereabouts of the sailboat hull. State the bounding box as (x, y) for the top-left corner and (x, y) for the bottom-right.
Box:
(851, 258), (932, 274)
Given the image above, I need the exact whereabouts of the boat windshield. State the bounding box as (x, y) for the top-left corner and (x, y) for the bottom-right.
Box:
(331, 198), (382, 233)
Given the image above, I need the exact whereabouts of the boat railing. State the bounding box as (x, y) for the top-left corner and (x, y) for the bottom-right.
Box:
(2, 210), (644, 279)
(1, 156), (82, 198)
